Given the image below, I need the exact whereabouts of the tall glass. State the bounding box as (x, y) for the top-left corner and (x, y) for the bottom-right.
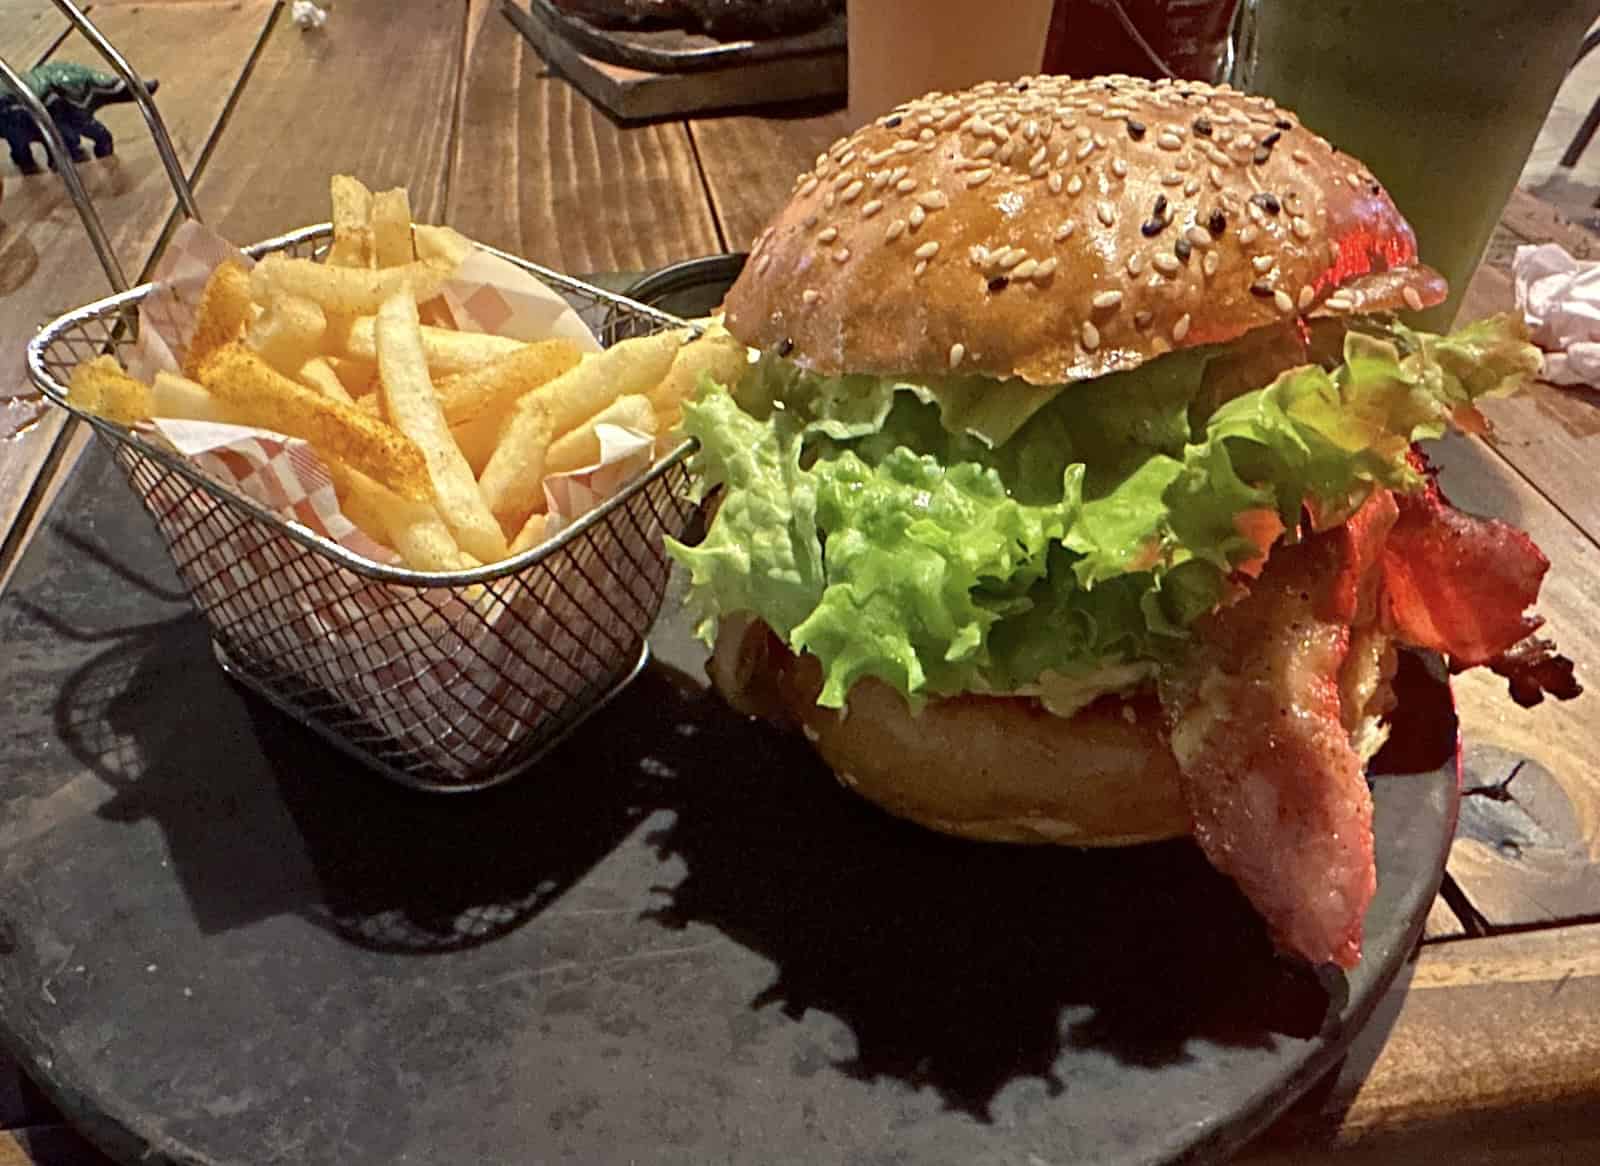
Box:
(1042, 0), (1243, 82)
(1231, 0), (1599, 330)
(846, 0), (1055, 125)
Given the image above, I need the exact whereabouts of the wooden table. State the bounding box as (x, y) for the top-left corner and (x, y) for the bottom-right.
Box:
(1, 2), (1598, 1162)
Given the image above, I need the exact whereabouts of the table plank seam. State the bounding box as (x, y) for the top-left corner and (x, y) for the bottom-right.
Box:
(682, 121), (731, 253)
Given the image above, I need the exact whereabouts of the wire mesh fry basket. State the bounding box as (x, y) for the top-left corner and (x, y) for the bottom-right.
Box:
(13, 4), (705, 793)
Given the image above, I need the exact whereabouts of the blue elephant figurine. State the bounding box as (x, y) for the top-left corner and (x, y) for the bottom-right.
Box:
(0, 62), (159, 175)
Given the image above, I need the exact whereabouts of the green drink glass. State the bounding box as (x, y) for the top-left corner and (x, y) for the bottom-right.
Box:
(1231, 0), (1599, 329)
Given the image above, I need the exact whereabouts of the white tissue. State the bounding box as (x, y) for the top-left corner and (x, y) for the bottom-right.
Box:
(1513, 243), (1600, 387)
(290, 1), (328, 29)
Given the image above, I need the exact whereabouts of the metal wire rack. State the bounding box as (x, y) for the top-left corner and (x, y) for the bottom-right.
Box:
(14, 4), (705, 791)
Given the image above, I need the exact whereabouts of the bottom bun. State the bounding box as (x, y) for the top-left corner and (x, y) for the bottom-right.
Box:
(709, 615), (1191, 846)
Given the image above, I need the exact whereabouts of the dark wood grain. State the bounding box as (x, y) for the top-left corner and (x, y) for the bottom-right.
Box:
(685, 106), (851, 254)
(448, 1), (720, 272)
(194, 0), (463, 242)
(1252, 923), (1600, 1161)
(0, 0), (70, 71)
(0, 0), (276, 584)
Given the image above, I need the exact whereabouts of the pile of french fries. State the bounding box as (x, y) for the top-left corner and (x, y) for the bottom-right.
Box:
(68, 175), (748, 572)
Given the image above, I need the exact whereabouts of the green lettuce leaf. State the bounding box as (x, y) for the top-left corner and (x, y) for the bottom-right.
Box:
(668, 314), (1537, 708)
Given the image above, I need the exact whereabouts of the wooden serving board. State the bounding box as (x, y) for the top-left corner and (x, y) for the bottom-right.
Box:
(502, 0), (846, 121)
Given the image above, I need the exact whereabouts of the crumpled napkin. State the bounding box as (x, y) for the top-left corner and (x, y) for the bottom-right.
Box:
(1513, 243), (1600, 386)
(290, 0), (328, 29)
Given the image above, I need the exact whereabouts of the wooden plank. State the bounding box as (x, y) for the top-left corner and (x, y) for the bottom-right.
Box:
(1250, 924), (1600, 1160)
(449, 0), (720, 273)
(0, 1125), (111, 1165)
(686, 106), (852, 255)
(0, 1), (70, 69)
(1423, 428), (1600, 929)
(1500, 187), (1600, 261)
(1421, 893), (1467, 942)
(194, 0), (462, 243)
(0, 1), (276, 584)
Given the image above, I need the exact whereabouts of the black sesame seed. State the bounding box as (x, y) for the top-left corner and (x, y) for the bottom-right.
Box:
(777, 337), (795, 356)
(1250, 191), (1282, 215)
(1175, 237), (1192, 262)
(1370, 181), (1381, 194)
(1253, 146), (1272, 165)
(1126, 119), (1147, 140)
(1193, 117), (1213, 137)
(1261, 130), (1283, 149)
(1275, 118), (1293, 130)
(1249, 282), (1275, 298)
(1015, 80), (1030, 91)
(1207, 208), (1227, 235)
(1152, 194), (1169, 218)
(884, 115), (902, 128)
(1141, 218), (1166, 238)
(987, 276), (1011, 293)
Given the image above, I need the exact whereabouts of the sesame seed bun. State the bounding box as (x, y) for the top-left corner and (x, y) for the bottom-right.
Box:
(722, 74), (1447, 386)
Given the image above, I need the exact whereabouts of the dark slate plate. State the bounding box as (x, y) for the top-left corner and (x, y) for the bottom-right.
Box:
(0, 441), (1459, 1166)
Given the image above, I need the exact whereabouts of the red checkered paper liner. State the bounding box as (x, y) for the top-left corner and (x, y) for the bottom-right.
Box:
(112, 220), (677, 778)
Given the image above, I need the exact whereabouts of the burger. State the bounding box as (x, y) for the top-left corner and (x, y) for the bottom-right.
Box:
(665, 76), (1578, 969)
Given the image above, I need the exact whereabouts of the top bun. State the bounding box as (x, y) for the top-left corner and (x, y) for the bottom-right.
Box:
(723, 75), (1446, 387)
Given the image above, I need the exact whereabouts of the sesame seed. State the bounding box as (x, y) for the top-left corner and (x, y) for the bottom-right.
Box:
(1184, 226), (1212, 250)
(802, 288), (820, 305)
(1111, 158), (1128, 178)
(832, 171), (855, 191)
(895, 139), (919, 153)
(1273, 289), (1294, 313)
(1208, 165), (1225, 189)
(998, 249), (1026, 270)
(818, 226), (839, 243)
(1013, 258), (1039, 279)
(1127, 119), (1147, 139)
(833, 247), (851, 263)
(1251, 254), (1275, 273)
(1184, 178), (1201, 196)
(871, 172), (891, 192)
(1029, 145), (1049, 169)
(1290, 216), (1311, 239)
(939, 109), (965, 130)
(1091, 289), (1124, 311)
(1075, 125), (1092, 140)
(799, 176), (819, 197)
(1076, 139), (1096, 160)
(1325, 293), (1354, 311)
(975, 140), (998, 159)
(886, 219), (907, 242)
(884, 115), (902, 128)
(1403, 286), (1425, 312)
(1048, 172), (1064, 194)
(967, 168), (994, 187)
(757, 254), (773, 274)
(1202, 251), (1220, 277)
(1134, 310), (1153, 328)
(863, 199), (884, 218)
(914, 241), (940, 260)
(777, 337), (794, 356)
(1173, 313), (1191, 341)
(917, 190), (949, 209)
(1081, 321), (1101, 351)
(1347, 173), (1362, 189)
(1067, 174), (1085, 195)
(1034, 257), (1059, 279)
(1298, 285), (1315, 310)
(1154, 253), (1181, 276)
(988, 275), (1010, 292)
(1161, 172), (1184, 187)
(1158, 132), (1183, 151)
(1260, 130), (1282, 149)
(1238, 226), (1258, 245)
(1250, 191), (1281, 215)
(1193, 117), (1213, 137)
(913, 260), (928, 277)
(1024, 119), (1039, 141)
(1127, 253), (1145, 276)
(896, 178), (918, 193)
(1174, 237), (1192, 262)
(1055, 221), (1076, 241)
(920, 127), (935, 142)
(1292, 149), (1311, 164)
(824, 192), (837, 210)
(949, 342), (966, 368)
(803, 213), (819, 229)
(1097, 202), (1116, 226)
(1141, 218), (1166, 237)
(1250, 282), (1274, 298)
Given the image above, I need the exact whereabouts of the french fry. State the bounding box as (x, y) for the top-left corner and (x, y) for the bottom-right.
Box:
(544, 394), (656, 476)
(371, 188), (415, 268)
(325, 460), (463, 573)
(413, 224), (474, 270)
(197, 342), (432, 503)
(509, 512), (548, 556)
(247, 293), (327, 375)
(327, 355), (379, 396)
(647, 326), (751, 434)
(326, 174), (375, 268)
(477, 330), (682, 524)
(337, 315), (527, 377)
(150, 371), (229, 423)
(435, 338), (582, 424)
(68, 355), (150, 425)
(296, 356), (356, 404)
(450, 406), (507, 477)
(251, 253), (453, 318)
(375, 291), (508, 561)
(183, 261), (252, 379)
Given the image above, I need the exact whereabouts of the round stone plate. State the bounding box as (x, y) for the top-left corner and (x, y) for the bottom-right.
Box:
(0, 443), (1460, 1166)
